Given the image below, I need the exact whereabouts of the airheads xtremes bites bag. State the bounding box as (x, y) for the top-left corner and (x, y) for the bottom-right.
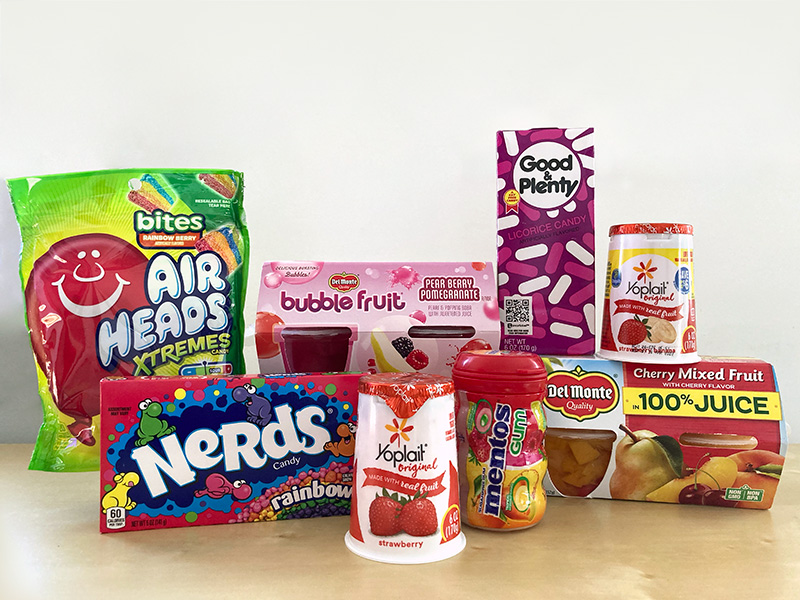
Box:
(8, 169), (249, 471)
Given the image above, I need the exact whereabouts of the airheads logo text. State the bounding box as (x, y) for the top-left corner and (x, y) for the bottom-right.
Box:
(418, 276), (480, 302)
(545, 367), (619, 421)
(329, 272), (360, 293)
(134, 211), (206, 249)
(96, 251), (232, 375)
(512, 141), (582, 211)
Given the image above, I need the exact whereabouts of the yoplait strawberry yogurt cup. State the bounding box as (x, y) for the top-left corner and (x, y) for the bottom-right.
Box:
(452, 350), (548, 530)
(345, 373), (465, 564)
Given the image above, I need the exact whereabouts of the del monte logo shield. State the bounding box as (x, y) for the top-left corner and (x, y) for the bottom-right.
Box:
(545, 366), (619, 421)
(329, 272), (360, 293)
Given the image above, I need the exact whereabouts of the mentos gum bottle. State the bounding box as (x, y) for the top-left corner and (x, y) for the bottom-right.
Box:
(452, 350), (548, 530)
(345, 373), (465, 564)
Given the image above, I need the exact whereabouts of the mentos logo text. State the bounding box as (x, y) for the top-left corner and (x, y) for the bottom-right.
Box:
(280, 289), (406, 313)
(483, 403), (511, 517)
(96, 251), (231, 375)
(130, 403), (331, 498)
(545, 368), (619, 421)
(418, 276), (480, 302)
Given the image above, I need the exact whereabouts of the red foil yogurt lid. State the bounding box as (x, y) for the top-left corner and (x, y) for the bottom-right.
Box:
(609, 223), (693, 236)
(358, 372), (455, 419)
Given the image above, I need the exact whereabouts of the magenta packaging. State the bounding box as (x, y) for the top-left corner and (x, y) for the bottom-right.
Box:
(497, 128), (595, 355)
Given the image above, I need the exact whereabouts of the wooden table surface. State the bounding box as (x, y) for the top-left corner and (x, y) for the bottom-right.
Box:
(2, 443), (798, 599)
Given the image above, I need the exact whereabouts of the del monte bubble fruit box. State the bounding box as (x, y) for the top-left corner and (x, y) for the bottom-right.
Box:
(100, 372), (360, 532)
(497, 129), (595, 355)
(255, 262), (501, 377)
(8, 169), (248, 472)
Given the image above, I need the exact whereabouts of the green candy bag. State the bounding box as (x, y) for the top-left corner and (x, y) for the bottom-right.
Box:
(8, 169), (249, 471)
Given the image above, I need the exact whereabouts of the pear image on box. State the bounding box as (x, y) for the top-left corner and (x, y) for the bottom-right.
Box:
(609, 425), (683, 501)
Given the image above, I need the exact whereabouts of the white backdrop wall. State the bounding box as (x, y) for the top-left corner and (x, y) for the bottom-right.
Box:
(1, 1), (797, 444)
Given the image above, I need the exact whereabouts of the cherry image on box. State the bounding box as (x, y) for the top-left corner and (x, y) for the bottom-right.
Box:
(100, 373), (360, 532)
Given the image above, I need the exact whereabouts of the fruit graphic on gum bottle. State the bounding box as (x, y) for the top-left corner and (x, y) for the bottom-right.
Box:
(617, 315), (651, 345)
(501, 463), (548, 527)
(608, 425), (683, 501)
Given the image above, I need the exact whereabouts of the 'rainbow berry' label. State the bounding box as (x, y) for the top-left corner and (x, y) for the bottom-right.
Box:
(9, 169), (249, 471)
(100, 373), (360, 533)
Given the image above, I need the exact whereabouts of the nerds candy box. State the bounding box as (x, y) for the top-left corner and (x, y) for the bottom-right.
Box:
(100, 372), (360, 533)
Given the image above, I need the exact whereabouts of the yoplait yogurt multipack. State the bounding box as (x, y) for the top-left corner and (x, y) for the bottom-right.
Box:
(255, 262), (501, 377)
(541, 356), (786, 509)
(497, 128), (595, 356)
(99, 372), (360, 533)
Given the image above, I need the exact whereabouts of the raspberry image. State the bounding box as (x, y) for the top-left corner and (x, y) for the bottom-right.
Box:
(391, 336), (414, 358)
(405, 349), (429, 370)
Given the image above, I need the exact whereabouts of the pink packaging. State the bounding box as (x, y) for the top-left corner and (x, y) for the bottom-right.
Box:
(497, 128), (595, 355)
(256, 262), (501, 377)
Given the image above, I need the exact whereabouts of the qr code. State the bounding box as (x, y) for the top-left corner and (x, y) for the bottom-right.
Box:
(503, 296), (532, 335)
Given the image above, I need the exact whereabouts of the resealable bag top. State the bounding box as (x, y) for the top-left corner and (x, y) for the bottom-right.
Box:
(8, 169), (249, 471)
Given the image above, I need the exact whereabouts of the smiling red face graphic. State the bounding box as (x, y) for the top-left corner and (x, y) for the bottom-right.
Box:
(25, 234), (149, 445)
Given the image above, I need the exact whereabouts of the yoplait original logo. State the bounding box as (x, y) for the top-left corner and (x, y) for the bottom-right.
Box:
(545, 366), (619, 421)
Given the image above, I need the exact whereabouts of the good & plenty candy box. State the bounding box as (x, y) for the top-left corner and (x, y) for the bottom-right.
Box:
(255, 262), (501, 377)
(100, 373), (360, 532)
(541, 356), (786, 509)
(497, 128), (595, 355)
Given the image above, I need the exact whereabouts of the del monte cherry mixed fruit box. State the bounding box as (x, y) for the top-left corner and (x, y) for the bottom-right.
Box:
(541, 356), (786, 509)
